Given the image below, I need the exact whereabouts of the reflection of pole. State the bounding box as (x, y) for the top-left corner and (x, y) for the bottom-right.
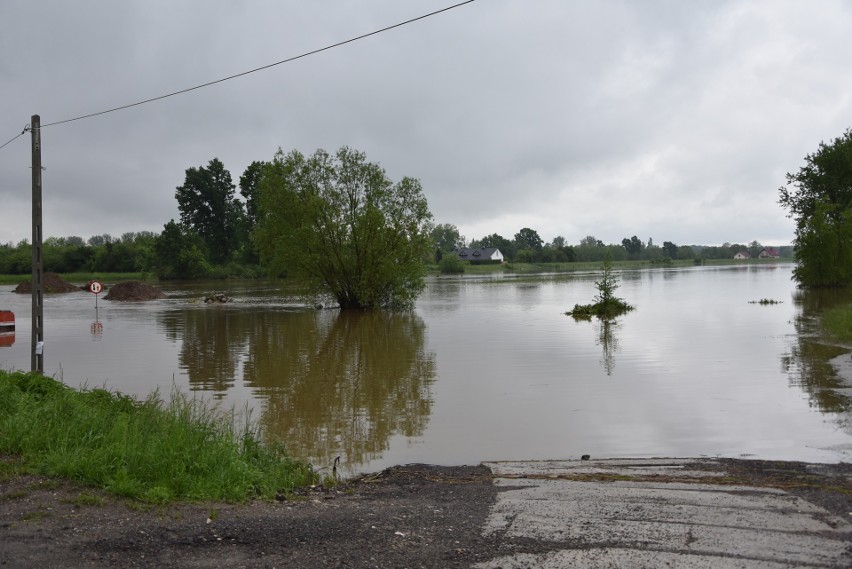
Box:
(31, 115), (44, 373)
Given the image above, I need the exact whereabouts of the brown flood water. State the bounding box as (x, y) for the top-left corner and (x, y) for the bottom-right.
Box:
(1, 264), (851, 474)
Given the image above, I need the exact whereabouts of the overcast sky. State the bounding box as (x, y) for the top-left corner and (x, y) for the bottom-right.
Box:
(2, 1), (851, 248)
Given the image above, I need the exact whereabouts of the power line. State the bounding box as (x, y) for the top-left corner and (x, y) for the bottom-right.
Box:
(0, 0), (475, 151)
(39, 0), (476, 129)
(0, 126), (29, 150)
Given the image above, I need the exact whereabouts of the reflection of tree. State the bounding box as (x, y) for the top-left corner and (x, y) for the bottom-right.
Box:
(158, 307), (250, 395)
(782, 288), (852, 413)
(596, 319), (620, 376)
(244, 310), (435, 468)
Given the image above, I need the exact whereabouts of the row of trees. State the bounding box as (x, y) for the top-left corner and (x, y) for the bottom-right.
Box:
(3, 148), (434, 309)
(6, 122), (848, 309)
(0, 222), (790, 279)
(429, 223), (790, 264)
(779, 127), (852, 288)
(0, 233), (156, 275)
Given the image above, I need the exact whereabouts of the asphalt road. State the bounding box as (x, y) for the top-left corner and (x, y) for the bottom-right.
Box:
(478, 458), (852, 568)
(2, 457), (851, 568)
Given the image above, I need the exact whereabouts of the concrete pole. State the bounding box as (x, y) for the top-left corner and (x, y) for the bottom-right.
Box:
(31, 115), (44, 373)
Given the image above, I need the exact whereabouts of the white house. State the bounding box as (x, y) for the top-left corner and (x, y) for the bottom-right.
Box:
(456, 247), (504, 263)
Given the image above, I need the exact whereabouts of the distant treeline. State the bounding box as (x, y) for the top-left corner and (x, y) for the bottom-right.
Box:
(433, 224), (792, 264)
(0, 230), (792, 277)
(0, 233), (157, 275)
(0, 155), (792, 279)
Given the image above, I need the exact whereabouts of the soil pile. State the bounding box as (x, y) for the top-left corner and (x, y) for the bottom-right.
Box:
(13, 272), (80, 294)
(204, 292), (233, 303)
(103, 281), (166, 301)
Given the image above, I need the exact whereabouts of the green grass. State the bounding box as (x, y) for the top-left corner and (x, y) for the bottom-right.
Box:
(0, 272), (149, 285)
(61, 492), (106, 507)
(822, 304), (852, 344)
(0, 370), (318, 503)
(427, 258), (792, 276)
(0, 274), (32, 284)
(567, 298), (635, 320)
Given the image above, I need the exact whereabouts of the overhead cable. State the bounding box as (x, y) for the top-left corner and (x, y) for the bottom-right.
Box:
(40, 0), (476, 128)
(0, 0), (475, 151)
(0, 126), (29, 151)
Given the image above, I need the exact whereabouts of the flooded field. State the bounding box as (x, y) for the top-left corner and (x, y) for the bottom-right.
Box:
(2, 264), (851, 474)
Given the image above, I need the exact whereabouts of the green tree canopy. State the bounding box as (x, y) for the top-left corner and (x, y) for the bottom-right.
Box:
(254, 147), (434, 310)
(621, 235), (644, 259)
(779, 128), (852, 287)
(239, 160), (267, 231)
(514, 227), (543, 252)
(154, 220), (210, 280)
(475, 233), (515, 260)
(662, 240), (678, 259)
(430, 223), (465, 253)
(175, 158), (244, 264)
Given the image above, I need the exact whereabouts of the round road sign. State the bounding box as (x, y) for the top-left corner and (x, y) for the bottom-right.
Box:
(89, 281), (103, 295)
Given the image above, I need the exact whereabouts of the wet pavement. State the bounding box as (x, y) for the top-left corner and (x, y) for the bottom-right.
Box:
(3, 457), (852, 567)
(476, 458), (852, 569)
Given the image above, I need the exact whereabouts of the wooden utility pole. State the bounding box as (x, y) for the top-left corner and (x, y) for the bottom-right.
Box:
(31, 115), (44, 373)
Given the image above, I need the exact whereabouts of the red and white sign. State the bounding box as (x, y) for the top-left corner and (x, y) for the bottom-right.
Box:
(88, 281), (103, 295)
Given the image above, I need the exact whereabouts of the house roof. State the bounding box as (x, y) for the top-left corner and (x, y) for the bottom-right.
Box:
(456, 247), (502, 259)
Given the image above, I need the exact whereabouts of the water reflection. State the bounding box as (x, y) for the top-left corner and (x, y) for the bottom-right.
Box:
(783, 288), (852, 413)
(159, 306), (248, 394)
(596, 319), (620, 376)
(159, 306), (436, 469)
(248, 311), (435, 469)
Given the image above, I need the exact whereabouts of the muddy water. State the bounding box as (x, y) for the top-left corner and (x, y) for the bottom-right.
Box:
(1, 264), (851, 474)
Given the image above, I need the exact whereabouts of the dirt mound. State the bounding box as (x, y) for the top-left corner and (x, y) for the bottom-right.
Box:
(13, 272), (80, 294)
(103, 281), (166, 301)
(204, 293), (233, 303)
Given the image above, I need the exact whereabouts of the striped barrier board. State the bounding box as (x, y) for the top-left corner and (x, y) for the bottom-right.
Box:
(0, 310), (14, 330)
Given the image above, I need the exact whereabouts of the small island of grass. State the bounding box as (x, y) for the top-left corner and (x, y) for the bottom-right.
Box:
(567, 259), (635, 320)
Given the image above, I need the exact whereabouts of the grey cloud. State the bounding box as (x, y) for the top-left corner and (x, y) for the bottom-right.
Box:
(1, 0), (850, 247)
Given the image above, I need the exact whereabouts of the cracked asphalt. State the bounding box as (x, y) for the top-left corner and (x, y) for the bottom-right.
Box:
(2, 458), (852, 568)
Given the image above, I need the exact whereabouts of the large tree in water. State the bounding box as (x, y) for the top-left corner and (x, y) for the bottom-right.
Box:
(779, 128), (852, 287)
(254, 147), (433, 310)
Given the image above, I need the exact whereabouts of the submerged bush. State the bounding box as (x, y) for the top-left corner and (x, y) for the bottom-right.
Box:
(567, 259), (634, 320)
(439, 255), (465, 274)
(0, 370), (317, 503)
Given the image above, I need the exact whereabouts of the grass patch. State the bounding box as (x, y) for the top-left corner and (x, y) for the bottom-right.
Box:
(822, 303), (852, 344)
(29, 479), (62, 491)
(61, 492), (106, 507)
(567, 259), (635, 320)
(0, 272), (149, 285)
(0, 370), (318, 504)
(568, 298), (635, 320)
(0, 458), (24, 481)
(425, 258), (792, 277)
(0, 490), (29, 502)
(19, 510), (50, 522)
(438, 256), (466, 274)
